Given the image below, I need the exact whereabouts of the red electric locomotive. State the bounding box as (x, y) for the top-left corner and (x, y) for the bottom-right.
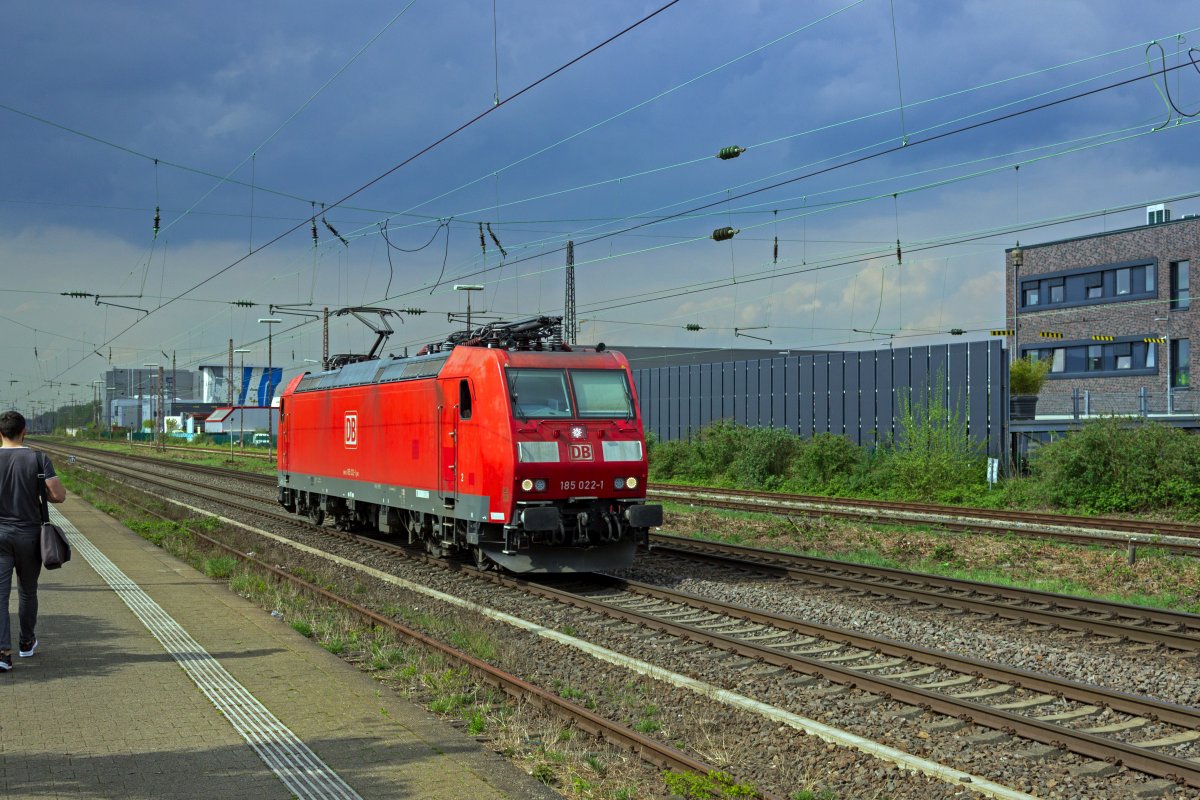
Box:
(276, 313), (662, 573)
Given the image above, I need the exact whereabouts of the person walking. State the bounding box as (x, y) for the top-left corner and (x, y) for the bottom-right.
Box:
(0, 411), (66, 671)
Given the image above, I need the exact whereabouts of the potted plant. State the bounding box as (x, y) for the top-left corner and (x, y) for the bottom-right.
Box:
(1009, 356), (1051, 419)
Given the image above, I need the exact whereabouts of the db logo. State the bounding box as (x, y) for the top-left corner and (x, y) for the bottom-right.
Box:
(344, 411), (358, 448)
(568, 443), (593, 461)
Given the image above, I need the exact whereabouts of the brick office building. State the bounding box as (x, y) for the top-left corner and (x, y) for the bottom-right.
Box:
(1005, 206), (1195, 416)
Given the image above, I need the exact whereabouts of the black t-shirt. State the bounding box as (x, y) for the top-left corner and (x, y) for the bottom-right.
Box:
(0, 448), (56, 532)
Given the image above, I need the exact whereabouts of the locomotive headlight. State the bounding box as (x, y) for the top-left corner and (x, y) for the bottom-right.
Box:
(534, 478), (547, 491)
(626, 477), (638, 490)
(521, 479), (534, 491)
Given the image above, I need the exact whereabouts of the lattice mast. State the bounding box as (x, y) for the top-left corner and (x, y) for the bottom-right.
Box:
(564, 240), (577, 345)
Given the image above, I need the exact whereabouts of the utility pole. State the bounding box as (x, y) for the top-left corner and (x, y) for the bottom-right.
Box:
(158, 364), (165, 451)
(227, 339), (234, 406)
(564, 240), (576, 345)
(259, 318), (282, 462)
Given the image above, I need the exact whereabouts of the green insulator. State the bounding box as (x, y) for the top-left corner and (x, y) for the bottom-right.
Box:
(716, 146), (746, 160)
(684, 323), (703, 331)
(711, 226), (738, 242)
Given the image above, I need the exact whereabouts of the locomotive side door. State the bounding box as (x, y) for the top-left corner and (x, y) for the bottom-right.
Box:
(437, 377), (474, 508)
(437, 378), (460, 506)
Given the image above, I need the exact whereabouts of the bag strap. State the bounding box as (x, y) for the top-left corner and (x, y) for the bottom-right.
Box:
(36, 451), (49, 525)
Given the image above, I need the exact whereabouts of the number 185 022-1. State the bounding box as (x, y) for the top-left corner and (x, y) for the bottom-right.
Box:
(560, 479), (602, 492)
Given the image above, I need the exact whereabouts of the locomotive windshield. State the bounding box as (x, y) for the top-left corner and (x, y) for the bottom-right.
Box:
(508, 369), (573, 418)
(507, 368), (634, 419)
(570, 369), (633, 418)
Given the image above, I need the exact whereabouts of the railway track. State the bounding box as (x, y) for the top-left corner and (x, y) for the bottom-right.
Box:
(518, 574), (1200, 790)
(53, 448), (751, 794)
(649, 483), (1200, 555)
(50, 442), (1200, 793)
(44, 440), (1200, 553)
(648, 534), (1200, 655)
(48, 442), (1200, 655)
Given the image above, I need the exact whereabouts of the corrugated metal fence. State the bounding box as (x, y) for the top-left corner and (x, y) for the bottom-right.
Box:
(632, 339), (1005, 457)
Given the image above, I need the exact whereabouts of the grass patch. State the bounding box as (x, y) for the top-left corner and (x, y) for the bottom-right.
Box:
(202, 555), (239, 579)
(663, 769), (757, 799)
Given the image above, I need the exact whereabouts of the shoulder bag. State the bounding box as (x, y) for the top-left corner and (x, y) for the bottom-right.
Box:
(37, 453), (70, 569)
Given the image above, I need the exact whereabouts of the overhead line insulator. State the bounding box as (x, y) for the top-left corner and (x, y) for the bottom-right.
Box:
(711, 227), (739, 242)
(716, 146), (746, 160)
(684, 323), (703, 331)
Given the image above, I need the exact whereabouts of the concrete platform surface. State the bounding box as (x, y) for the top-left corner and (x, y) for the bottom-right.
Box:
(0, 496), (560, 800)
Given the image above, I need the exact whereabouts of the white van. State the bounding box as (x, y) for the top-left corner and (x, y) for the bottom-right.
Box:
(251, 433), (271, 447)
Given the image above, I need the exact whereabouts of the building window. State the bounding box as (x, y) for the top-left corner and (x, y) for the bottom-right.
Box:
(1022, 285), (1039, 306)
(1050, 347), (1065, 373)
(1048, 279), (1064, 303)
(1171, 260), (1190, 310)
(1145, 266), (1156, 292)
(1085, 272), (1103, 299)
(1115, 342), (1132, 370)
(1147, 343), (1156, 369)
(1116, 267), (1131, 295)
(1087, 345), (1103, 371)
(1172, 338), (1190, 388)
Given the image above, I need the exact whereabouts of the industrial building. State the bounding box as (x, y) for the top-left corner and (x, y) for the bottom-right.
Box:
(1005, 205), (1196, 418)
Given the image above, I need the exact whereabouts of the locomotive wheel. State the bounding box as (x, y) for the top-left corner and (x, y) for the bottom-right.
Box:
(308, 507), (325, 526)
(425, 538), (443, 558)
(471, 546), (491, 570)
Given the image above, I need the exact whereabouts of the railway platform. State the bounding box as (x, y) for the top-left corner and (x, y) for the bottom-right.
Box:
(0, 496), (559, 800)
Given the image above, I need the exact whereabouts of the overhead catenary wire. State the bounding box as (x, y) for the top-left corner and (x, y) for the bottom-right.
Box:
(357, 24), (1199, 248)
(575, 186), (1200, 318)
(31, 0), (683, 399)
(422, 111), (1199, 298)
(9, 20), (1197, 262)
(16, 24), (1200, 398)
(457, 58), (1200, 282)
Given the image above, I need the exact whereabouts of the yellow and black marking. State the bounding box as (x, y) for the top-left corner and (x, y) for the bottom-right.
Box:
(1144, 337), (1166, 344)
(990, 329), (1014, 336)
(1091, 334), (1114, 342)
(1039, 331), (1064, 339)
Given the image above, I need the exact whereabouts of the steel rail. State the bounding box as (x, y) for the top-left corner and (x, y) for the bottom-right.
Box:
(63, 446), (1200, 789)
(61, 466), (759, 793)
(52, 444), (1200, 653)
(652, 483), (1200, 540)
(649, 485), (1200, 556)
(650, 535), (1200, 653)
(505, 574), (1200, 789)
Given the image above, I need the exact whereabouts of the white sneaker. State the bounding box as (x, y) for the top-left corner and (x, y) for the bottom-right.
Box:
(18, 639), (37, 658)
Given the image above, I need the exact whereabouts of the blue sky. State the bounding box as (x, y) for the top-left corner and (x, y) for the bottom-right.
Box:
(2, 1), (1199, 411)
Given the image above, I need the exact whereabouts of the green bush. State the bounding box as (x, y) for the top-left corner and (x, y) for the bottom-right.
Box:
(730, 426), (801, 489)
(1029, 418), (1200, 513)
(871, 389), (986, 501)
(691, 420), (744, 479)
(790, 433), (862, 491)
(648, 438), (699, 482)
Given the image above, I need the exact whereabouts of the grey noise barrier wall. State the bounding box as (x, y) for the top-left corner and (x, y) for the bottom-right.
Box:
(632, 339), (1005, 458)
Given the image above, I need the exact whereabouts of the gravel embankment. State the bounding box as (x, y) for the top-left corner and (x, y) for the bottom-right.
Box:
(84, 462), (1199, 799)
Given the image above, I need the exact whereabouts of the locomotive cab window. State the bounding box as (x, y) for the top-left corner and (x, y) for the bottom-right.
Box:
(507, 369), (572, 418)
(570, 370), (634, 418)
(459, 379), (472, 420)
